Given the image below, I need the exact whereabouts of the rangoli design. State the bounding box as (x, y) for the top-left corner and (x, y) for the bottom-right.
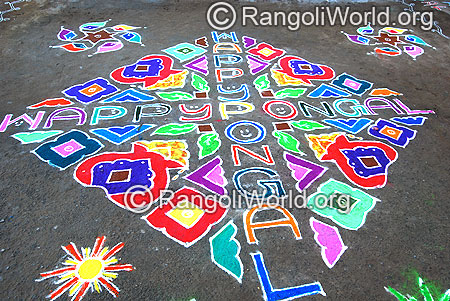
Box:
(0, 30), (436, 300)
(51, 20), (145, 56)
(343, 24), (435, 59)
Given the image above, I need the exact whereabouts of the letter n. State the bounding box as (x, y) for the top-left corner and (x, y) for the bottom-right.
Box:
(298, 101), (335, 118)
(232, 145), (274, 166)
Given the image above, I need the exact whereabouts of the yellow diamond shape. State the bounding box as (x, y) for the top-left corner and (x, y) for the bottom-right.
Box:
(166, 200), (205, 228)
(258, 47), (275, 57)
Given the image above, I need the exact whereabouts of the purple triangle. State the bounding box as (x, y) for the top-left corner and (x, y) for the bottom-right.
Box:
(284, 152), (328, 192)
(183, 54), (209, 76)
(184, 156), (227, 195)
(247, 55), (270, 75)
(242, 36), (256, 48)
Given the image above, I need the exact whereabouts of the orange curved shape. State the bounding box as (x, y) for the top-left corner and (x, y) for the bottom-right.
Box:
(244, 204), (301, 244)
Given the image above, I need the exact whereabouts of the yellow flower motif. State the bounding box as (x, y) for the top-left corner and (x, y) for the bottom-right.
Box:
(271, 69), (311, 86)
(137, 140), (189, 167)
(145, 70), (189, 90)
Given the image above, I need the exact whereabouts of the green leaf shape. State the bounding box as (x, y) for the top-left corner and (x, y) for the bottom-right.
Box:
(275, 88), (307, 99)
(385, 286), (414, 301)
(385, 273), (450, 301)
(197, 133), (221, 159)
(191, 73), (210, 92)
(253, 74), (270, 91)
(272, 131), (305, 155)
(153, 123), (196, 136)
(157, 91), (193, 101)
(11, 130), (63, 144)
(291, 120), (329, 131)
(209, 221), (243, 283)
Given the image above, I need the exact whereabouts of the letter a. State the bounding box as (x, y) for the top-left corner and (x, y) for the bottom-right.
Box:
(244, 204), (301, 244)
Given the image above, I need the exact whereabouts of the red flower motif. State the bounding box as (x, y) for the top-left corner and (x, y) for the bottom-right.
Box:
(110, 55), (183, 88)
(247, 42), (285, 61)
(144, 187), (228, 247)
